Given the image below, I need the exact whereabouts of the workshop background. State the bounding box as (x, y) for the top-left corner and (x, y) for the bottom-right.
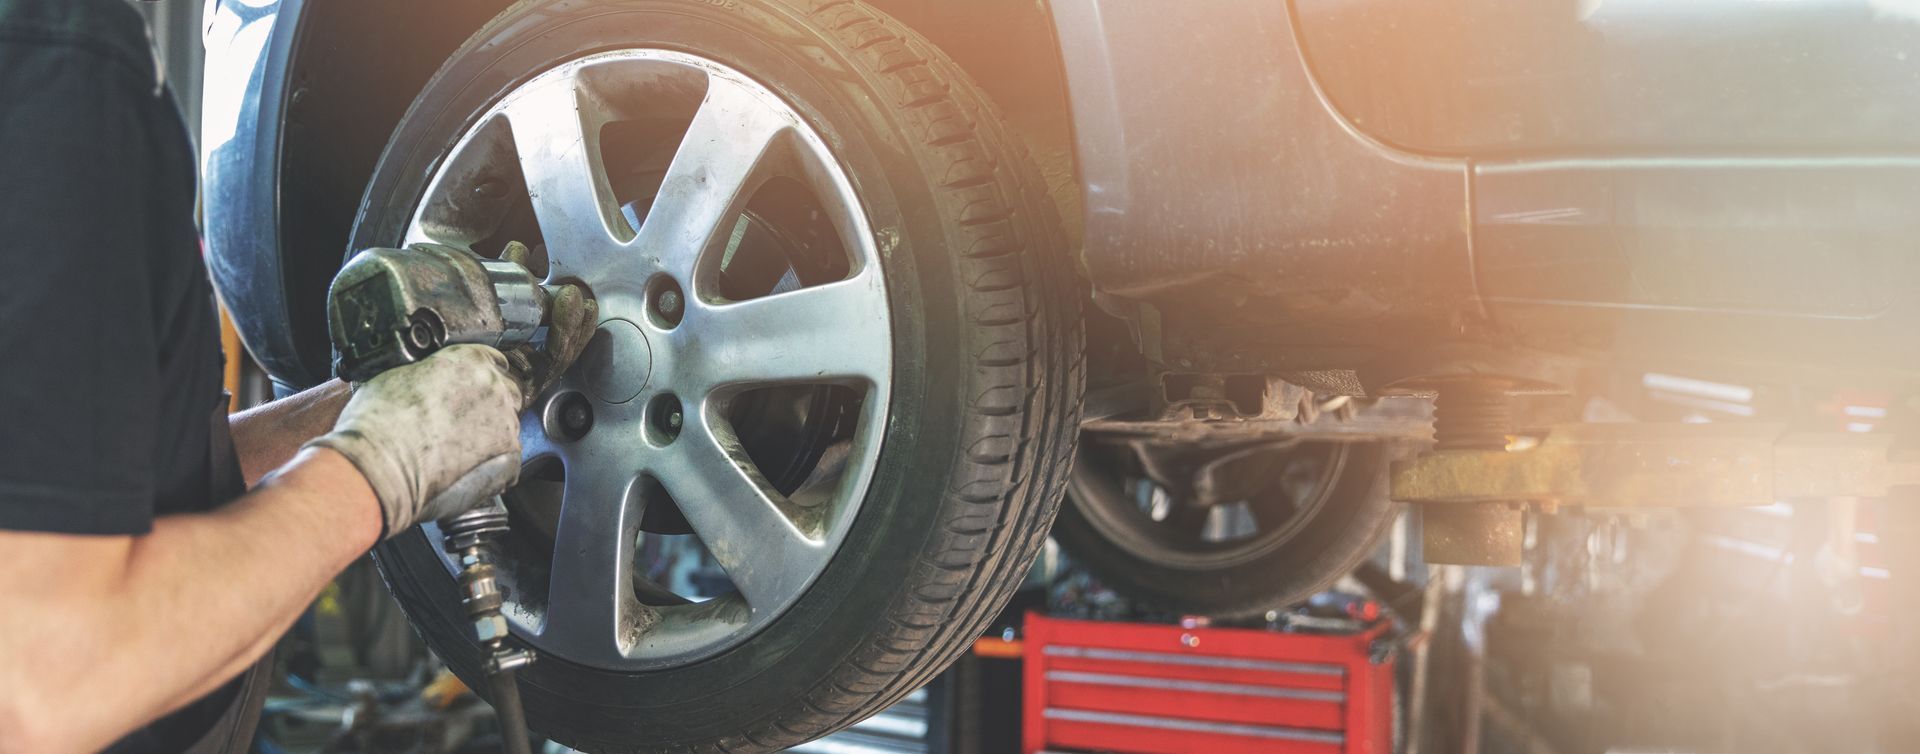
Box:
(141, 2), (1920, 753)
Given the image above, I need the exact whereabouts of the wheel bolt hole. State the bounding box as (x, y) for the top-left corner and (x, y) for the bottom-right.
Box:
(647, 393), (684, 446)
(647, 276), (685, 330)
(549, 392), (594, 442)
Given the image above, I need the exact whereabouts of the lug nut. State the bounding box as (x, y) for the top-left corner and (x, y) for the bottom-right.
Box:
(549, 393), (593, 442)
(649, 276), (686, 329)
(648, 394), (684, 445)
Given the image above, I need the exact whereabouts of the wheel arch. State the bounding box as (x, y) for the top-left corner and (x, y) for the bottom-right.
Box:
(204, 0), (1080, 388)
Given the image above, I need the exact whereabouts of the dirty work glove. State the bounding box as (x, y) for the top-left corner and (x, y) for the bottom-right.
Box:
(305, 344), (524, 539)
(500, 241), (598, 405)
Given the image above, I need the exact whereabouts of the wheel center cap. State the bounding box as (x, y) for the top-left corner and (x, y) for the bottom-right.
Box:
(580, 318), (653, 404)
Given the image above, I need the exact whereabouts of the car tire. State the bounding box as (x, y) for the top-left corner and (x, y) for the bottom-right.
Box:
(349, 1), (1082, 751)
(1051, 438), (1396, 619)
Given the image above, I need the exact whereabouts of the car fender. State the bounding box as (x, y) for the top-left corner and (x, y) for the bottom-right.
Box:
(202, 0), (314, 386)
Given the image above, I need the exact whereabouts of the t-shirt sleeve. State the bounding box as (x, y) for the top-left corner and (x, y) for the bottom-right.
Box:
(0, 33), (165, 534)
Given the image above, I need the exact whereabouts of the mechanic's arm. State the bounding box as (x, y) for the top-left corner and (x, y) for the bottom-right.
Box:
(229, 379), (353, 486)
(0, 347), (523, 754)
(0, 449), (378, 754)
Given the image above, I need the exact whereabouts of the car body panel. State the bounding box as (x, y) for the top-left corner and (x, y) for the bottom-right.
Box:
(1048, 0), (1920, 385)
(1476, 157), (1920, 384)
(1049, 0), (1482, 371)
(1293, 0), (1920, 156)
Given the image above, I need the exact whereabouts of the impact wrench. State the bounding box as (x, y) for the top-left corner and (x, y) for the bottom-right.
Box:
(327, 241), (581, 754)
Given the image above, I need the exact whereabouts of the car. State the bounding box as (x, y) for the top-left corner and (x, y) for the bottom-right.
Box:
(202, 0), (1920, 750)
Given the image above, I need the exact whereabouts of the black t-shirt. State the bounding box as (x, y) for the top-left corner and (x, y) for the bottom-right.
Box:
(0, 0), (250, 749)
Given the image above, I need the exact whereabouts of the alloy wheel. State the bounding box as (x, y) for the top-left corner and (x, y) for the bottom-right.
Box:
(401, 50), (892, 670)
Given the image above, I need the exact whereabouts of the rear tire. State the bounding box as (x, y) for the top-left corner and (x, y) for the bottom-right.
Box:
(350, 1), (1082, 750)
(1052, 438), (1395, 618)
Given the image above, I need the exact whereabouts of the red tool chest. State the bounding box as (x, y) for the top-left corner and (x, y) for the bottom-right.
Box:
(1022, 613), (1394, 754)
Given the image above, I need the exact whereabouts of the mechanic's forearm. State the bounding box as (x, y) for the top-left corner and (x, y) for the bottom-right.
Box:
(229, 379), (351, 486)
(0, 448), (378, 754)
(146, 448), (378, 708)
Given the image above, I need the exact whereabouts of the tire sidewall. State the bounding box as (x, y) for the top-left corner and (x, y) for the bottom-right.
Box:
(353, 0), (972, 741)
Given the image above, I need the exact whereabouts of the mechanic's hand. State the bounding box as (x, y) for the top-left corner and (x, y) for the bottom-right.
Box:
(305, 344), (524, 539)
(501, 241), (598, 405)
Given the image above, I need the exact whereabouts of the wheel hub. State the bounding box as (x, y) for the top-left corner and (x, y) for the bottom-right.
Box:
(579, 318), (653, 405)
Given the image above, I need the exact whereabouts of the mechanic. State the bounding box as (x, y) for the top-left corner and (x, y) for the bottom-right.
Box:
(0, 1), (581, 751)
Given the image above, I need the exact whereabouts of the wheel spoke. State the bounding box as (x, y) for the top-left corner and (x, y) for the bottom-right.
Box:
(651, 415), (828, 612)
(540, 463), (646, 659)
(519, 410), (561, 464)
(635, 74), (794, 283)
(680, 273), (891, 390)
(500, 73), (630, 276)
